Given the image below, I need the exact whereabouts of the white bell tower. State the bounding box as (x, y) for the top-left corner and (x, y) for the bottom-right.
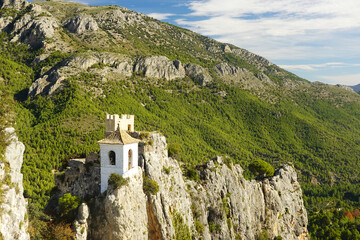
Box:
(99, 114), (139, 192)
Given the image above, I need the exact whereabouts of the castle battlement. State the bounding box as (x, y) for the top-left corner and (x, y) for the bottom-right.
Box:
(101, 113), (139, 193)
(105, 114), (134, 135)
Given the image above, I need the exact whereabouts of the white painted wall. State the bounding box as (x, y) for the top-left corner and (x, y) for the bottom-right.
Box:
(99, 142), (138, 192)
(122, 143), (138, 172)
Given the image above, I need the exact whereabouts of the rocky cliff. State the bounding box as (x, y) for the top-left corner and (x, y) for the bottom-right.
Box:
(0, 128), (29, 240)
(2, 0), (358, 105)
(56, 133), (308, 240)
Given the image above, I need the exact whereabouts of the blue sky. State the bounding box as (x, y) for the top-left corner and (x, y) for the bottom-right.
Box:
(45, 0), (360, 86)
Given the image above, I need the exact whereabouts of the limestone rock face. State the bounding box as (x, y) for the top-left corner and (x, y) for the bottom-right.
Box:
(95, 7), (147, 28)
(231, 48), (273, 71)
(256, 72), (273, 84)
(22, 16), (59, 48)
(142, 134), (308, 240)
(143, 133), (194, 239)
(187, 160), (308, 240)
(53, 132), (309, 239)
(214, 62), (249, 76)
(74, 203), (90, 240)
(263, 166), (308, 239)
(0, 15), (13, 30)
(185, 63), (212, 85)
(64, 14), (99, 34)
(5, 2), (59, 48)
(28, 51), (133, 96)
(90, 167), (148, 240)
(0, 0), (28, 9)
(29, 53), (193, 96)
(84, 133), (308, 240)
(0, 128), (29, 240)
(134, 56), (186, 80)
(214, 62), (277, 98)
(55, 158), (100, 200)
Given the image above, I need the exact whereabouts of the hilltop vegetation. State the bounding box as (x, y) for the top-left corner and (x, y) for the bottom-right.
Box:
(1, 0), (360, 238)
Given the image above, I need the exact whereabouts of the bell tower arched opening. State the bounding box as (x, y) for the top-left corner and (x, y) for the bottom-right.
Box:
(128, 149), (133, 170)
(109, 151), (116, 165)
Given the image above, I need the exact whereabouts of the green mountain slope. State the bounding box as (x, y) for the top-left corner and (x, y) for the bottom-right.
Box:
(1, 0), (360, 238)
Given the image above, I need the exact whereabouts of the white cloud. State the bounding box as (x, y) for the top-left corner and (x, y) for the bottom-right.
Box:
(280, 63), (360, 71)
(147, 13), (175, 20)
(176, 0), (360, 61)
(280, 65), (317, 71)
(187, 0), (360, 23)
(319, 73), (360, 86)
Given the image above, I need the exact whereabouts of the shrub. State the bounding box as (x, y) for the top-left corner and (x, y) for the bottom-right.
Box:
(143, 176), (159, 195)
(209, 221), (215, 233)
(185, 167), (199, 182)
(108, 173), (129, 189)
(58, 193), (81, 220)
(162, 166), (171, 174)
(195, 220), (204, 234)
(41, 222), (75, 240)
(248, 159), (274, 177)
(172, 213), (191, 240)
(139, 132), (150, 140)
(168, 143), (182, 158)
(258, 230), (270, 240)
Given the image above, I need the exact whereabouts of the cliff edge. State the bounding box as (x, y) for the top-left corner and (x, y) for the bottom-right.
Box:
(0, 128), (29, 240)
(57, 132), (308, 240)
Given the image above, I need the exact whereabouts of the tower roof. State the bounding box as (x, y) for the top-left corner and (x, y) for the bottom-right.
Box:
(98, 129), (140, 145)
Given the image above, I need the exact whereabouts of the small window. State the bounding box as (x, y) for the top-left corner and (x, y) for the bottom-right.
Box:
(128, 124), (131, 131)
(128, 149), (133, 170)
(109, 151), (116, 165)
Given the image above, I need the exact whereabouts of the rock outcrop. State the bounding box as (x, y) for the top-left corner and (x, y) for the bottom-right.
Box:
(74, 203), (90, 240)
(56, 132), (308, 240)
(214, 62), (275, 93)
(134, 56), (186, 80)
(64, 14), (99, 34)
(231, 48), (273, 72)
(0, 128), (29, 240)
(55, 157), (100, 200)
(0, 0), (59, 48)
(0, 0), (28, 10)
(89, 167), (148, 240)
(28, 51), (134, 96)
(185, 63), (212, 86)
(21, 16), (59, 48)
(29, 52), (218, 96)
(142, 133), (194, 239)
(188, 160), (308, 240)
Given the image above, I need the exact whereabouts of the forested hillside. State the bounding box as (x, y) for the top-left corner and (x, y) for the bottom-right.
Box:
(1, 0), (360, 238)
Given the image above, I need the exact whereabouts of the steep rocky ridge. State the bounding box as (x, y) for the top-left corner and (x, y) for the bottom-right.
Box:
(3, 0), (359, 104)
(0, 128), (29, 240)
(55, 133), (308, 240)
(0, 0), (280, 99)
(28, 52), (214, 96)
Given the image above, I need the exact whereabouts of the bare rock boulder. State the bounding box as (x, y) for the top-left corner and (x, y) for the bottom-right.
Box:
(134, 56), (186, 80)
(64, 14), (99, 34)
(185, 63), (212, 86)
(0, 0), (28, 9)
(0, 128), (29, 240)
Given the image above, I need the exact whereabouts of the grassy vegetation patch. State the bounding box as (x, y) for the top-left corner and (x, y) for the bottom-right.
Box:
(108, 173), (129, 189)
(171, 212), (191, 240)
